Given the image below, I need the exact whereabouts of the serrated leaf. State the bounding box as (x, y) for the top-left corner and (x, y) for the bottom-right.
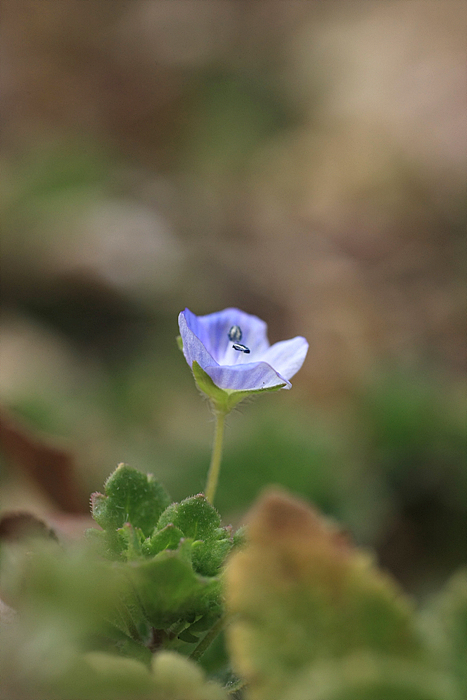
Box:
(116, 523), (145, 560)
(225, 489), (426, 700)
(125, 542), (222, 628)
(91, 464), (171, 537)
(142, 523), (185, 557)
(192, 537), (233, 577)
(158, 494), (222, 541)
(157, 495), (233, 576)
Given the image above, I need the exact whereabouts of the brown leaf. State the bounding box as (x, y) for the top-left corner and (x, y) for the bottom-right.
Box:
(0, 408), (87, 513)
(0, 511), (58, 542)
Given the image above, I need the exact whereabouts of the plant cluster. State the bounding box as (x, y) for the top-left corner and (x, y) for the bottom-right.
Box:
(0, 309), (465, 700)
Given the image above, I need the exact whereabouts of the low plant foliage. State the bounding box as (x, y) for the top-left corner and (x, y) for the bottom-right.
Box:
(1, 309), (465, 699)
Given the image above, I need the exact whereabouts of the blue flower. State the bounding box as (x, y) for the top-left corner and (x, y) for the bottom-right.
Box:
(178, 308), (308, 395)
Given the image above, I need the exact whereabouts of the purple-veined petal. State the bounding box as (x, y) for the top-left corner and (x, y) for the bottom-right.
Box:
(179, 308), (308, 396)
(179, 311), (219, 370)
(206, 361), (290, 392)
(182, 308), (269, 364)
(205, 362), (292, 391)
(261, 336), (309, 381)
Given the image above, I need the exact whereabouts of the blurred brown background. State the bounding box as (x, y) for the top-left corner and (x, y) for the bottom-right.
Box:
(0, 0), (466, 596)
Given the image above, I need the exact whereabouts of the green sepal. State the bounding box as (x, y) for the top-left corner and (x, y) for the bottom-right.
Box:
(176, 335), (184, 352)
(191, 361), (231, 409)
(192, 361), (285, 413)
(91, 464), (171, 537)
(142, 524), (185, 557)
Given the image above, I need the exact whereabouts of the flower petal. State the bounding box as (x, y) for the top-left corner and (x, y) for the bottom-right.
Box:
(206, 361), (290, 392)
(261, 336), (308, 380)
(179, 308), (308, 396)
(179, 310), (219, 370)
(183, 308), (270, 364)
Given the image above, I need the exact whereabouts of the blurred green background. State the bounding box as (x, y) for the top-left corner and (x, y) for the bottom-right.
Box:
(0, 0), (465, 597)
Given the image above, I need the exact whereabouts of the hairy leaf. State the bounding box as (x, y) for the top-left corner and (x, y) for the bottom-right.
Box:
(158, 494), (221, 541)
(225, 489), (429, 700)
(125, 541), (222, 628)
(91, 464), (170, 537)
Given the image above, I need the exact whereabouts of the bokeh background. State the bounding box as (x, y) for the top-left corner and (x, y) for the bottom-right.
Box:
(1, 0), (466, 598)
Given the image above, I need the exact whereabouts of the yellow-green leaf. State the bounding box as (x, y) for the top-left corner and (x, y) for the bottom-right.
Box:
(225, 489), (426, 700)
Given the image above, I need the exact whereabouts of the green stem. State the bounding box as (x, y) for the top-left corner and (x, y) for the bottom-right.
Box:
(205, 409), (226, 505)
(189, 613), (227, 661)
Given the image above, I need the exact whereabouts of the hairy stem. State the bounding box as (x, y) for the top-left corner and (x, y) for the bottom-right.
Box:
(205, 409), (226, 504)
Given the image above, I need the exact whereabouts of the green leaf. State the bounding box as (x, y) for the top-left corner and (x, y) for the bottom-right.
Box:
(421, 570), (467, 697)
(158, 494), (221, 541)
(77, 652), (154, 698)
(91, 464), (171, 537)
(157, 495), (233, 576)
(47, 650), (228, 699)
(440, 572), (467, 695)
(142, 523), (185, 557)
(192, 537), (233, 577)
(125, 542), (222, 628)
(281, 653), (459, 700)
(0, 524), (226, 699)
(151, 650), (227, 699)
(225, 489), (428, 700)
(0, 539), (137, 657)
(116, 523), (145, 560)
